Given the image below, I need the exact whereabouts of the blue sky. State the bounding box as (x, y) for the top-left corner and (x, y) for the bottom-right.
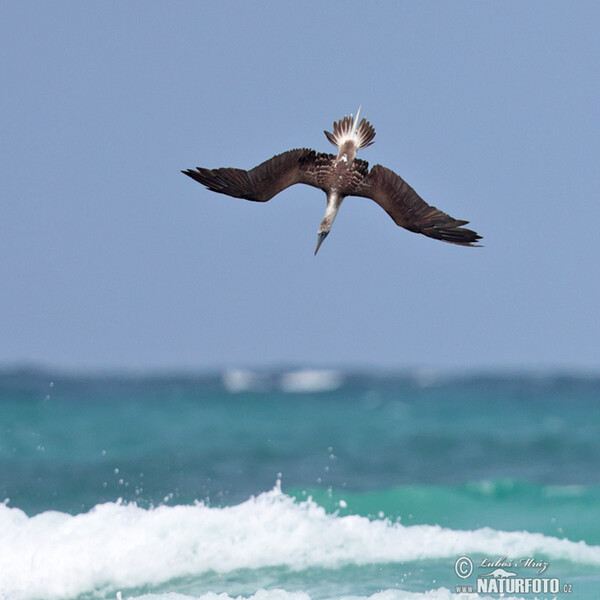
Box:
(2, 2), (600, 371)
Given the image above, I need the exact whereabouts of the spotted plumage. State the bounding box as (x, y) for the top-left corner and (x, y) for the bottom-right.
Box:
(183, 110), (481, 254)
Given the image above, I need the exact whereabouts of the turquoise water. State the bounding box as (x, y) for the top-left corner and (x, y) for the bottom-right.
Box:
(1, 369), (599, 599)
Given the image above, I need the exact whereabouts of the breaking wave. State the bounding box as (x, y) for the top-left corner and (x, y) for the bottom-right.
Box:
(1, 485), (598, 600)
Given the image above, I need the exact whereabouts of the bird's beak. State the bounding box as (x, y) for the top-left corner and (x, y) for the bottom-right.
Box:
(314, 231), (329, 255)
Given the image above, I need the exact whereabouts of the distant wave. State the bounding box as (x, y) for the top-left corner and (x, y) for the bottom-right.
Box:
(1, 486), (598, 600)
(279, 369), (343, 393)
(221, 369), (343, 393)
(222, 369), (270, 393)
(3, 366), (600, 398)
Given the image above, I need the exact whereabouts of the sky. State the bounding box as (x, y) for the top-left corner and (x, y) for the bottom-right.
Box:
(2, 1), (600, 372)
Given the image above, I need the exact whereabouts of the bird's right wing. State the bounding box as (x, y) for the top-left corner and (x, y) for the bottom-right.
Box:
(353, 164), (482, 246)
(182, 148), (332, 202)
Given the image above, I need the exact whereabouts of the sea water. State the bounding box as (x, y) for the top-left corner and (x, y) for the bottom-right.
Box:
(0, 369), (599, 600)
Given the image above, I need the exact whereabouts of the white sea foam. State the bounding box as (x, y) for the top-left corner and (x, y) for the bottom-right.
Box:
(1, 486), (598, 600)
(128, 592), (311, 600)
(119, 588), (533, 600)
(280, 370), (343, 393)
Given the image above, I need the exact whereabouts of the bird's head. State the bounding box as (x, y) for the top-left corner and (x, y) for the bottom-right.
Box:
(314, 230), (329, 255)
(314, 196), (343, 255)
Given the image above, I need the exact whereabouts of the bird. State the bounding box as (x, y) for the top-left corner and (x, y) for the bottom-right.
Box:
(182, 109), (481, 254)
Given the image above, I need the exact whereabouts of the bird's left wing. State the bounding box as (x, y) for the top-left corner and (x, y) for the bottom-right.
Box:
(182, 148), (330, 202)
(353, 164), (482, 246)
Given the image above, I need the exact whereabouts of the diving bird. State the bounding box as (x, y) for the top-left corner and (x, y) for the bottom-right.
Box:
(182, 109), (481, 254)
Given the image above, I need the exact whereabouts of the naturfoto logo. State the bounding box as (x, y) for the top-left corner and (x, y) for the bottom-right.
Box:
(453, 555), (573, 595)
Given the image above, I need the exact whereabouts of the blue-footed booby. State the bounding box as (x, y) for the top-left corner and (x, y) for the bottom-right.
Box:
(183, 109), (481, 254)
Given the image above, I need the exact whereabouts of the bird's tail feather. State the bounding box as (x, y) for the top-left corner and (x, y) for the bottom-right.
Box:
(324, 110), (376, 151)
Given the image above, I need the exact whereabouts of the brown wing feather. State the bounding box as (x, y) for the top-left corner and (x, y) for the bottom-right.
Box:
(182, 148), (330, 202)
(354, 164), (482, 246)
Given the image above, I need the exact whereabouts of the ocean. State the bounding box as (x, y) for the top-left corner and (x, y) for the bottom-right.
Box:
(1, 368), (599, 600)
